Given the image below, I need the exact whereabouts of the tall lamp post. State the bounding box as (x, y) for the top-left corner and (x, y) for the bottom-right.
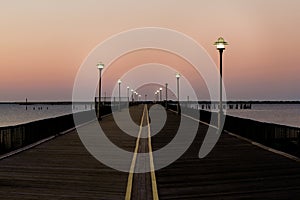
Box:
(127, 86), (130, 102)
(165, 83), (168, 109)
(131, 89), (134, 102)
(159, 88), (163, 102)
(176, 73), (181, 115)
(96, 62), (104, 120)
(214, 37), (228, 129)
(118, 79), (122, 111)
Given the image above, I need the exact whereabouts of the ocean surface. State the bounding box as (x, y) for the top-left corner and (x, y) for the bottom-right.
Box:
(0, 103), (93, 127)
(226, 104), (300, 128)
(1, 103), (300, 128)
(188, 103), (300, 128)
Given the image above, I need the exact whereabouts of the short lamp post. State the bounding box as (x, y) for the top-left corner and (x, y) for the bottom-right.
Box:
(118, 79), (121, 111)
(135, 92), (138, 101)
(176, 73), (181, 115)
(131, 89), (134, 102)
(214, 37), (228, 129)
(159, 88), (163, 102)
(127, 86), (130, 102)
(165, 83), (168, 109)
(96, 62), (104, 120)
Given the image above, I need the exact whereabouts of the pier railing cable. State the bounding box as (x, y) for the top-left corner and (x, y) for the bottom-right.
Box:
(0, 110), (96, 154)
(164, 101), (300, 157)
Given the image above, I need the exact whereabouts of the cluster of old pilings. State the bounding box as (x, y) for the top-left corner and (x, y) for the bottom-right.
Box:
(199, 103), (252, 110)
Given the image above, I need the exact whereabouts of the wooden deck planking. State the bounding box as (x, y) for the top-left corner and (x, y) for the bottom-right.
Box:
(0, 105), (300, 199)
(152, 110), (300, 199)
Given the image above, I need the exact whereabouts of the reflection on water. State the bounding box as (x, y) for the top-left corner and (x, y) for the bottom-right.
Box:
(226, 104), (300, 128)
(2, 103), (300, 128)
(190, 104), (300, 128)
(0, 103), (94, 127)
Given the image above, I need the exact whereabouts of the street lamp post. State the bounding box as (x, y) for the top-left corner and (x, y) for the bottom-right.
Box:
(96, 62), (104, 120)
(214, 37), (228, 129)
(159, 88), (163, 102)
(118, 79), (121, 111)
(131, 89), (134, 102)
(176, 73), (181, 115)
(165, 83), (168, 109)
(127, 86), (130, 102)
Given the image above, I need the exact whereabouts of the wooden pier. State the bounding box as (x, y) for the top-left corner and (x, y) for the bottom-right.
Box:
(0, 104), (300, 199)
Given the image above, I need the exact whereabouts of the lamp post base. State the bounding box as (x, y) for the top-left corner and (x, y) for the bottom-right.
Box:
(177, 103), (181, 115)
(218, 110), (224, 133)
(97, 102), (102, 121)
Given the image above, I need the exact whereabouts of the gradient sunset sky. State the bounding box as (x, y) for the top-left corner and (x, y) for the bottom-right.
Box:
(1, 0), (300, 101)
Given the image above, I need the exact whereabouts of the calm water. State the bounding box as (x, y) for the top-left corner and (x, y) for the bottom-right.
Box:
(191, 104), (300, 128)
(226, 104), (300, 128)
(1, 103), (300, 128)
(0, 103), (93, 127)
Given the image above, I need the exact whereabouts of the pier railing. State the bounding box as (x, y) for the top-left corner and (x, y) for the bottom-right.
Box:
(224, 114), (300, 155)
(0, 111), (95, 155)
(1, 100), (139, 155)
(165, 101), (300, 157)
(95, 97), (134, 115)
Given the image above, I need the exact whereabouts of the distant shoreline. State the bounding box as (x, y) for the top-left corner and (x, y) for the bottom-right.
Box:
(1, 100), (300, 105)
(0, 101), (90, 105)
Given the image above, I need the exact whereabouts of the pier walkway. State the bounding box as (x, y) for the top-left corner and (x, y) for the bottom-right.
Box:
(1, 104), (300, 199)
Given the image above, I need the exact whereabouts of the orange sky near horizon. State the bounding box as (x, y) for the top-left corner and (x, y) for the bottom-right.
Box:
(1, 0), (300, 101)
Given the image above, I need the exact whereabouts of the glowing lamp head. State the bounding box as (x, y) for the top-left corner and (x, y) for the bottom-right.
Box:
(118, 79), (122, 84)
(176, 73), (181, 79)
(214, 37), (228, 50)
(159, 87), (163, 91)
(96, 62), (104, 69)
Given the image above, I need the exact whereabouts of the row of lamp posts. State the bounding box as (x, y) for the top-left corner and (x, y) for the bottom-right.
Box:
(153, 73), (180, 113)
(96, 37), (227, 126)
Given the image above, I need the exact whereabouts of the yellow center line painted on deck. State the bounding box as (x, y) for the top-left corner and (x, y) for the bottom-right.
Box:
(145, 105), (159, 200)
(125, 105), (160, 200)
(125, 105), (146, 200)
